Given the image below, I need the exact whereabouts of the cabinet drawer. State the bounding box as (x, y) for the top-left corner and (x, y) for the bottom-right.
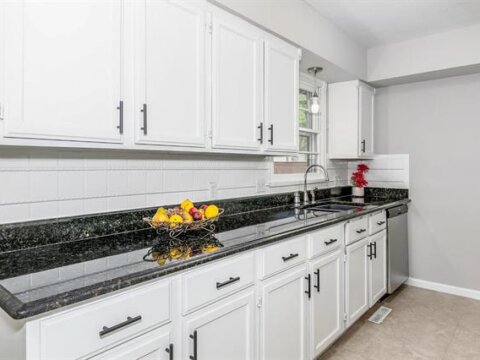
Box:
(369, 211), (387, 235)
(38, 280), (171, 360)
(182, 253), (255, 314)
(345, 217), (369, 245)
(308, 223), (344, 259)
(260, 236), (307, 278)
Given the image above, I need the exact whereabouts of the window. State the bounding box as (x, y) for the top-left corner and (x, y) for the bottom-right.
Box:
(272, 73), (325, 180)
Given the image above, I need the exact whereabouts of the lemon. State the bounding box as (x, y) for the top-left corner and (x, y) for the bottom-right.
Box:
(180, 199), (194, 211)
(152, 212), (169, 226)
(205, 205), (219, 219)
(169, 214), (184, 228)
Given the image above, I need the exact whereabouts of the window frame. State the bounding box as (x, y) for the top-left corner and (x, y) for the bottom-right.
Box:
(269, 72), (327, 185)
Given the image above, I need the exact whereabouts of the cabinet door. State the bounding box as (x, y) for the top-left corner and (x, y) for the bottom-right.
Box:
(211, 10), (263, 150)
(135, 0), (206, 147)
(358, 84), (375, 157)
(309, 250), (344, 358)
(345, 238), (369, 327)
(183, 289), (255, 360)
(260, 265), (308, 360)
(93, 326), (173, 360)
(264, 36), (300, 152)
(4, 0), (123, 143)
(369, 230), (387, 306)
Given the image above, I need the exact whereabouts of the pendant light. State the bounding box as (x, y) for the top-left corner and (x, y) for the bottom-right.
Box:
(307, 66), (323, 114)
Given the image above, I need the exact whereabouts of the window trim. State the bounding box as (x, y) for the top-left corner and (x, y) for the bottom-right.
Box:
(270, 72), (327, 185)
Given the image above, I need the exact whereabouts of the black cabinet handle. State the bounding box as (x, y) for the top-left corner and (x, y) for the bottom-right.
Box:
(361, 139), (366, 153)
(189, 331), (197, 360)
(140, 103), (148, 135)
(367, 243), (373, 260)
(305, 274), (311, 299)
(257, 122), (264, 144)
(377, 221), (386, 225)
(282, 253), (299, 262)
(165, 343), (174, 360)
(268, 124), (274, 145)
(373, 241), (377, 259)
(356, 229), (367, 234)
(314, 269), (320, 292)
(324, 239), (338, 246)
(116, 101), (124, 134)
(216, 276), (240, 289)
(99, 315), (142, 337)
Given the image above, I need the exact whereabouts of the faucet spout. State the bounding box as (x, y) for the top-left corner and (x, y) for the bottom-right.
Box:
(303, 164), (330, 205)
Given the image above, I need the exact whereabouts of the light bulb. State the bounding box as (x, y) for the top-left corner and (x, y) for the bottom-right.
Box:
(310, 96), (320, 114)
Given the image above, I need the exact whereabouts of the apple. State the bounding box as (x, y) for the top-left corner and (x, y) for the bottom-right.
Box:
(193, 212), (203, 221)
(189, 207), (198, 216)
(200, 204), (208, 210)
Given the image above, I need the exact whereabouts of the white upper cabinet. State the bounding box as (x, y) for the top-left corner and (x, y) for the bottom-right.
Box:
(264, 35), (301, 152)
(3, 0), (123, 143)
(328, 80), (375, 159)
(211, 10), (263, 151)
(134, 0), (206, 147)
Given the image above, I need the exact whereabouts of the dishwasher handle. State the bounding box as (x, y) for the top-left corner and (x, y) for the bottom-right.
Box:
(387, 205), (408, 218)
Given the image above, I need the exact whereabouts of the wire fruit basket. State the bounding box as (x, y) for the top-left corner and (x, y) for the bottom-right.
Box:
(143, 208), (224, 240)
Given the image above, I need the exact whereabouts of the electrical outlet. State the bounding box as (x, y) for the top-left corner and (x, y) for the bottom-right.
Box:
(209, 182), (218, 198)
(257, 178), (267, 193)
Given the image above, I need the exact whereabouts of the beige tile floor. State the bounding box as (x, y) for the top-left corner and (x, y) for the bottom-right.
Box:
(319, 285), (480, 360)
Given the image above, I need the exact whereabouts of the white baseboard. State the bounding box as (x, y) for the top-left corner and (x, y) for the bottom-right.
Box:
(406, 277), (480, 300)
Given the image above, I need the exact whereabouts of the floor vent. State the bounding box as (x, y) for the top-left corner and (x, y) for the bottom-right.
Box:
(368, 306), (392, 324)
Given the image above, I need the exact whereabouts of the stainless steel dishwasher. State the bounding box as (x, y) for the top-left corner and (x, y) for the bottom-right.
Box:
(386, 204), (409, 294)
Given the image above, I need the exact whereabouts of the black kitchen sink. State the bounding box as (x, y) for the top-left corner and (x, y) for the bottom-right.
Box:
(304, 202), (362, 212)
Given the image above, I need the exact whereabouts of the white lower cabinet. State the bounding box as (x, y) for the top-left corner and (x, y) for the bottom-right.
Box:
(21, 215), (391, 360)
(308, 250), (344, 358)
(260, 265), (308, 360)
(182, 288), (256, 360)
(368, 230), (387, 306)
(92, 326), (173, 360)
(345, 238), (369, 328)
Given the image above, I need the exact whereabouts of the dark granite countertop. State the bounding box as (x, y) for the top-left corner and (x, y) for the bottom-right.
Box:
(0, 187), (409, 319)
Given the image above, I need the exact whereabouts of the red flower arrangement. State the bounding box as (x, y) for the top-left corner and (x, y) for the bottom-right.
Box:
(351, 164), (369, 188)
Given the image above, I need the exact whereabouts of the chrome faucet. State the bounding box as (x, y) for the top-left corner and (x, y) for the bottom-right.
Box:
(304, 164), (330, 205)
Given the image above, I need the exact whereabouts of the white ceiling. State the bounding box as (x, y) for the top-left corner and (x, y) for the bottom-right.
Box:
(305, 0), (480, 47)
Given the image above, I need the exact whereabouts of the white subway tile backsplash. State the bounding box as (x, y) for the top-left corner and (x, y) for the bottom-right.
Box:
(29, 171), (58, 203)
(107, 170), (128, 196)
(85, 171), (108, 197)
(0, 148), (360, 224)
(58, 171), (85, 199)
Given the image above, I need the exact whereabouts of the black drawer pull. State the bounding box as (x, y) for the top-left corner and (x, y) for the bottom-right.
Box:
(373, 241), (377, 259)
(165, 343), (174, 360)
(367, 243), (373, 260)
(216, 276), (240, 289)
(324, 239), (338, 246)
(356, 229), (367, 234)
(189, 331), (197, 360)
(99, 315), (142, 337)
(282, 253), (299, 262)
(314, 269), (320, 292)
(305, 274), (311, 299)
(377, 221), (386, 225)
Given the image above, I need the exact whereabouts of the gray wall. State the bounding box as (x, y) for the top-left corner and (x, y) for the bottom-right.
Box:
(375, 73), (480, 291)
